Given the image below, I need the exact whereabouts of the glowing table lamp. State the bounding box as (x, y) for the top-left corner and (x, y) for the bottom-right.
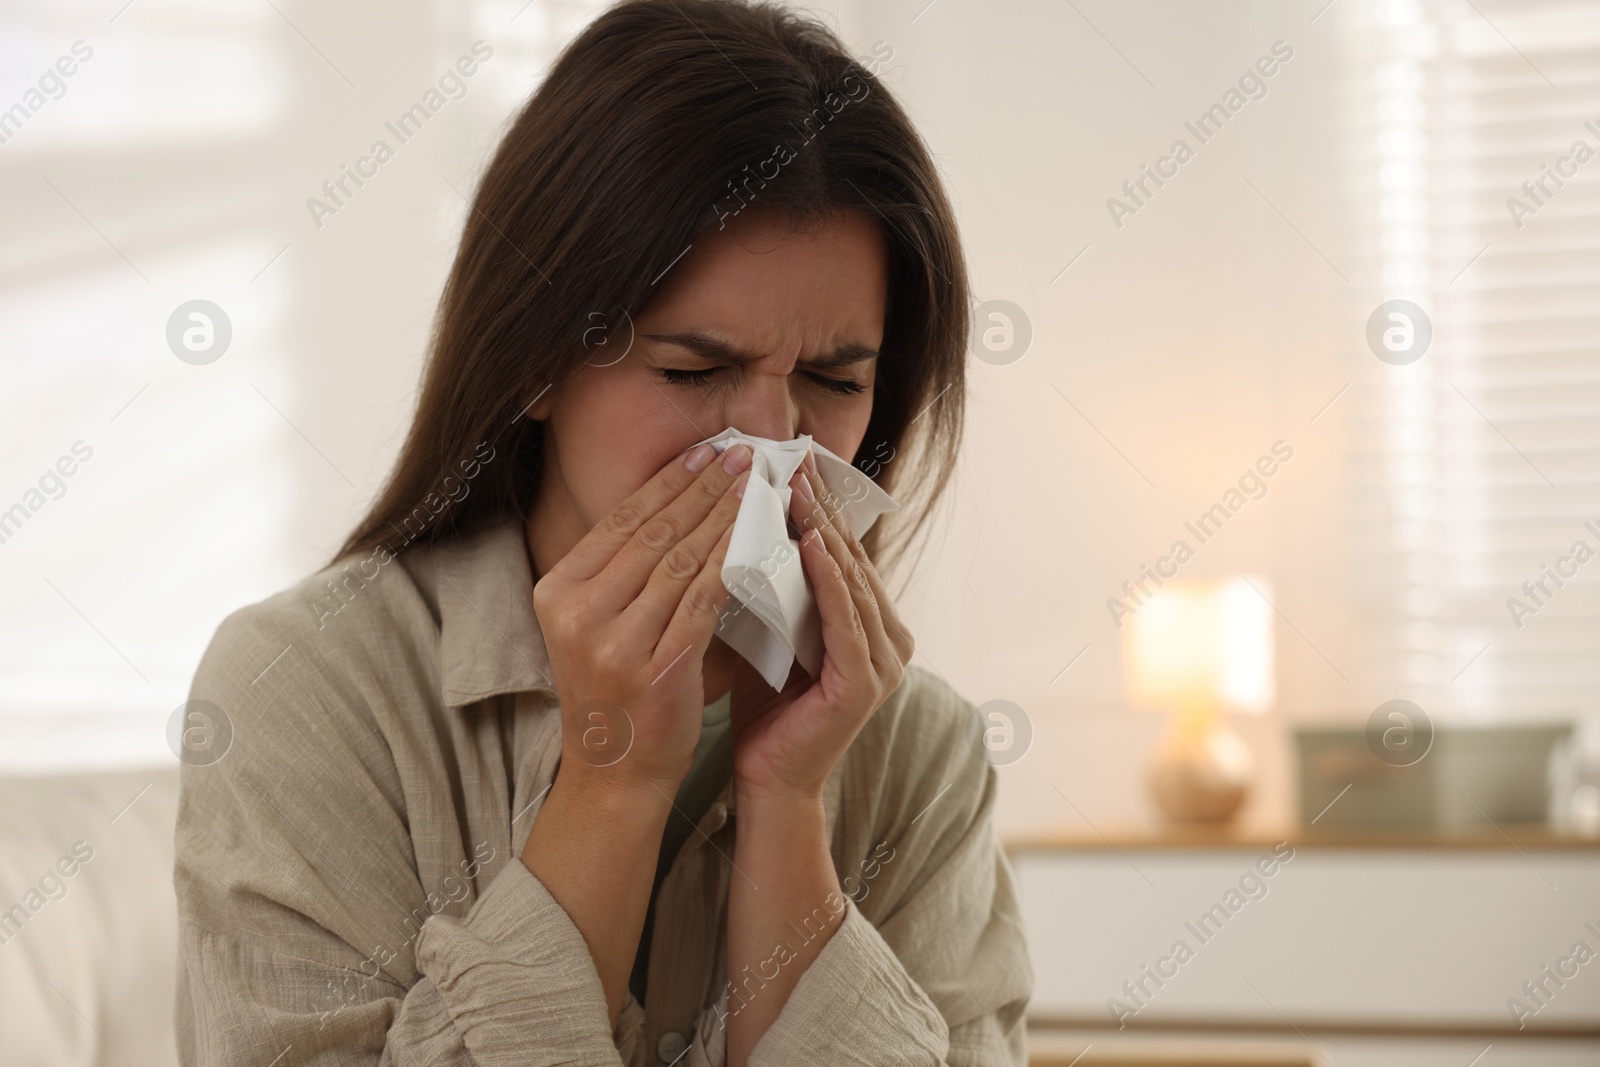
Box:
(1123, 577), (1274, 823)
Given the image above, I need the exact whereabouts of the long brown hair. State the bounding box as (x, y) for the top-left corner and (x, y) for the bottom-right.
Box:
(336, 0), (968, 583)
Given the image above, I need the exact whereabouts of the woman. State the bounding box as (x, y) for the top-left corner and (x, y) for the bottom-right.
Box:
(173, 1), (1032, 1063)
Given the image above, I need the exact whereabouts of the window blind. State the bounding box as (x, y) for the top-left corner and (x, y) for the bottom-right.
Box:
(1347, 0), (1600, 720)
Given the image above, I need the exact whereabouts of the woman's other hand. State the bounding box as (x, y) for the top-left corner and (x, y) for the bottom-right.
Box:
(723, 454), (914, 1065)
(729, 452), (914, 806)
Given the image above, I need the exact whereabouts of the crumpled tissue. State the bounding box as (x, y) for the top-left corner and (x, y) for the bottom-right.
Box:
(694, 426), (899, 691)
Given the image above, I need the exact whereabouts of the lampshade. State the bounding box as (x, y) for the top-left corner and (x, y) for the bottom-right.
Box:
(1124, 577), (1274, 714)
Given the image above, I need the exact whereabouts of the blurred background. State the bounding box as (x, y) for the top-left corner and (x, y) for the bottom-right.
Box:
(2, 0), (1598, 1064)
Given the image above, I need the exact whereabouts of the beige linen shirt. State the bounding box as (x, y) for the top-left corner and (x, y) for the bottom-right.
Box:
(173, 518), (1033, 1066)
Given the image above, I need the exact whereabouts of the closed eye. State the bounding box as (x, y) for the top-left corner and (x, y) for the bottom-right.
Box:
(807, 373), (868, 396)
(659, 367), (720, 387)
(658, 367), (866, 395)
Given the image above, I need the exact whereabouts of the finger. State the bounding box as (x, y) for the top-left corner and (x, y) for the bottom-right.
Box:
(552, 441), (715, 583)
(622, 468), (749, 639)
(800, 454), (875, 566)
(566, 438), (752, 598)
(796, 526), (874, 685)
(652, 522), (738, 682)
(599, 444), (751, 611)
(790, 464), (878, 623)
(790, 467), (896, 667)
(554, 442), (751, 585)
(796, 460), (913, 663)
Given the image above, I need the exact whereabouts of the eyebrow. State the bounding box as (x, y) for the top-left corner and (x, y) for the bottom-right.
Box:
(643, 331), (880, 369)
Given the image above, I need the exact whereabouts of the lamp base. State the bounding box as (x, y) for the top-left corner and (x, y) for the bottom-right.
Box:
(1148, 713), (1253, 823)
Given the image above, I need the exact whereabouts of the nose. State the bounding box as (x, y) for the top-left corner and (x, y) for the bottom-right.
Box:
(720, 371), (799, 441)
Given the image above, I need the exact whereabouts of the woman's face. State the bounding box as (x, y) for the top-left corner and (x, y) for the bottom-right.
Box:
(527, 207), (888, 571)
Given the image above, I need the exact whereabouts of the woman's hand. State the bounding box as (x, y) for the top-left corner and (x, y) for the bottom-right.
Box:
(723, 452), (914, 1065)
(728, 451), (915, 805)
(532, 440), (755, 793)
(522, 439), (752, 1031)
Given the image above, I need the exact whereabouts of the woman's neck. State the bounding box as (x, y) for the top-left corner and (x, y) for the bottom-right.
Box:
(701, 637), (736, 704)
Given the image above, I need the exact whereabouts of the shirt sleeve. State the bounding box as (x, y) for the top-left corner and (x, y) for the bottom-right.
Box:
(740, 854), (1028, 1067)
(174, 606), (632, 1067)
(689, 669), (1033, 1067)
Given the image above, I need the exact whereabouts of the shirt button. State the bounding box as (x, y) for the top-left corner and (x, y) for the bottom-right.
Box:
(656, 1030), (688, 1063)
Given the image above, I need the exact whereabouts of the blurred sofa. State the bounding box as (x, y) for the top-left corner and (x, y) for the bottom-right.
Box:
(0, 768), (180, 1067)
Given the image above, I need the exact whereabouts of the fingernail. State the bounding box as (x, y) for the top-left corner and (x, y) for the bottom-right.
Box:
(722, 444), (753, 475)
(804, 451), (818, 477)
(794, 471), (815, 503)
(685, 443), (716, 472)
(735, 471), (750, 499)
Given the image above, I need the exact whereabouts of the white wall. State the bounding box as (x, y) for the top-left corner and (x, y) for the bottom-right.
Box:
(832, 0), (1374, 833)
(0, 0), (610, 768)
(3, 0), (1380, 835)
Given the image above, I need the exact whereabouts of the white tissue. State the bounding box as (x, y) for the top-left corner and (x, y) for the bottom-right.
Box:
(696, 427), (900, 691)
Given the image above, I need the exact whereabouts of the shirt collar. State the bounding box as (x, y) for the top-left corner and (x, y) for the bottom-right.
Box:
(432, 517), (558, 707)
